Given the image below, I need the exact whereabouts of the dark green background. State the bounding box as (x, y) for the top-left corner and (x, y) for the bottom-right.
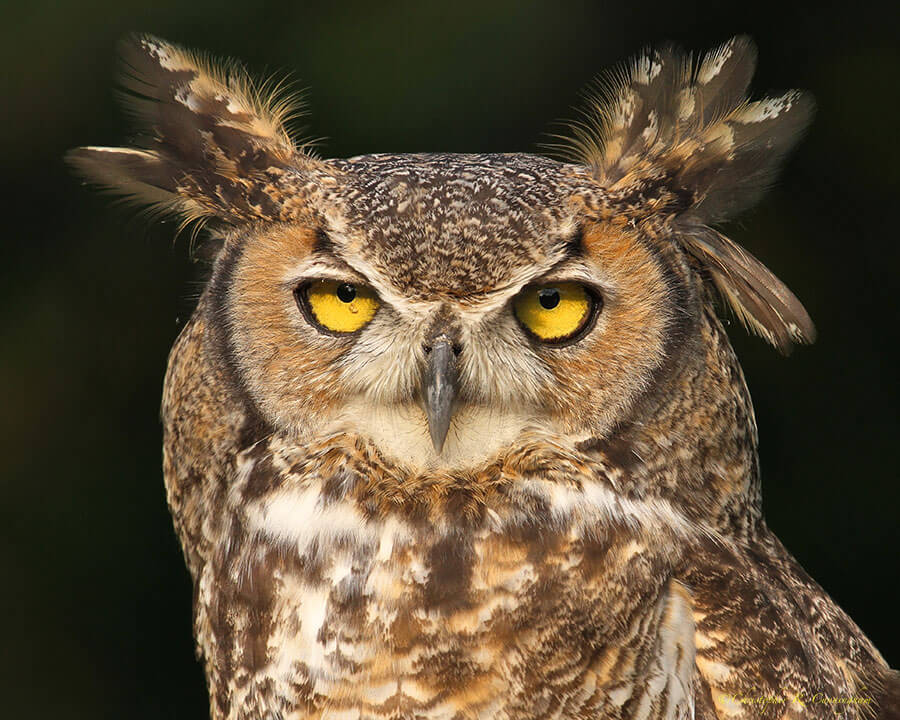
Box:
(2, 1), (897, 717)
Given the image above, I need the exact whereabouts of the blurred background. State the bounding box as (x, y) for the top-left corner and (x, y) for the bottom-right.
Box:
(1, 1), (897, 717)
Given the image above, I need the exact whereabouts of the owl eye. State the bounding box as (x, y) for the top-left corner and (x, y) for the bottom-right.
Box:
(513, 282), (600, 344)
(297, 279), (380, 334)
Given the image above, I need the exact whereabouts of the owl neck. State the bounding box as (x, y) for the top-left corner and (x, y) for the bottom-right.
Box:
(587, 306), (763, 537)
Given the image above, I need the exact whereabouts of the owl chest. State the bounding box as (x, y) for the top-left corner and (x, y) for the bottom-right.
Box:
(216, 490), (689, 720)
(263, 513), (578, 707)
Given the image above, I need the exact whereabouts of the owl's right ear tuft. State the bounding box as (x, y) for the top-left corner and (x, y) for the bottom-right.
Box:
(67, 34), (318, 225)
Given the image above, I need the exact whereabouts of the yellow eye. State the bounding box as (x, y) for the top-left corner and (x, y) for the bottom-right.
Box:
(299, 280), (380, 334)
(513, 282), (597, 343)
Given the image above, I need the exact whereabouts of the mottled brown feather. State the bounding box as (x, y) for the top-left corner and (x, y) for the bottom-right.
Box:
(67, 35), (316, 223)
(681, 224), (816, 352)
(564, 36), (816, 351)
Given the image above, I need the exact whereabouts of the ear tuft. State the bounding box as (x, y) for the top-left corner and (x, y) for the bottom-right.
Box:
(565, 36), (813, 222)
(67, 35), (318, 224)
(562, 37), (816, 352)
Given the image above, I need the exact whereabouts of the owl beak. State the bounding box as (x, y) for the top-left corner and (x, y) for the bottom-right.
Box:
(422, 337), (459, 454)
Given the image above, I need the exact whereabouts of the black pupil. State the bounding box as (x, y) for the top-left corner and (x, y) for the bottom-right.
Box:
(337, 284), (356, 303)
(538, 288), (560, 310)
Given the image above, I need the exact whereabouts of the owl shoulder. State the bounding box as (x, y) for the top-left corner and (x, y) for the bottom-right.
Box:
(162, 294), (267, 578)
(682, 527), (890, 718)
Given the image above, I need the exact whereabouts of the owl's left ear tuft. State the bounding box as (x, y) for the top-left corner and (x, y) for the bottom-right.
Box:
(566, 36), (814, 223)
(67, 34), (318, 225)
(564, 37), (816, 352)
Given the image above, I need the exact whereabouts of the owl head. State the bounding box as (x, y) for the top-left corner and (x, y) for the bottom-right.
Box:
(69, 36), (814, 471)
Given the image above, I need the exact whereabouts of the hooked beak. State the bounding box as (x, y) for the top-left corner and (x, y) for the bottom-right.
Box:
(422, 337), (459, 454)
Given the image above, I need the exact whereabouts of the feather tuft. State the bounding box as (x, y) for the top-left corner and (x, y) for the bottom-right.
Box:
(563, 36), (813, 221)
(681, 225), (815, 353)
(66, 34), (318, 224)
(558, 37), (816, 351)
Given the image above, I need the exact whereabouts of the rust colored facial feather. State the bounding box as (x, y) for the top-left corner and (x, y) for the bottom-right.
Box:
(540, 221), (676, 434)
(221, 224), (353, 424)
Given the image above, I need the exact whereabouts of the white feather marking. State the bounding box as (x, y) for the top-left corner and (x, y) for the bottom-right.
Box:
(361, 680), (400, 704)
(248, 484), (376, 554)
(326, 558), (353, 585)
(735, 92), (801, 123)
(611, 90), (638, 133)
(658, 583), (696, 718)
(634, 55), (663, 85)
(695, 655), (733, 683)
(376, 516), (400, 563)
(677, 88), (696, 121)
(143, 40), (184, 72)
(607, 684), (633, 707)
(331, 399), (541, 470)
(401, 678), (437, 703)
(698, 42), (734, 84)
(297, 584), (330, 672)
(530, 478), (697, 539)
(620, 539), (645, 562)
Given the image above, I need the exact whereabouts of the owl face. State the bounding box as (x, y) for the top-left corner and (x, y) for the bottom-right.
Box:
(214, 154), (675, 469)
(69, 34), (815, 471)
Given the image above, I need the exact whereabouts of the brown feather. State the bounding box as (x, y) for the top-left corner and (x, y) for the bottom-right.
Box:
(567, 36), (814, 223)
(66, 35), (314, 223)
(67, 36), (894, 720)
(682, 224), (816, 352)
(875, 669), (900, 719)
(562, 36), (816, 351)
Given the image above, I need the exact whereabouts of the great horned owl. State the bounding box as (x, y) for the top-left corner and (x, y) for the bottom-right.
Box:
(69, 36), (897, 720)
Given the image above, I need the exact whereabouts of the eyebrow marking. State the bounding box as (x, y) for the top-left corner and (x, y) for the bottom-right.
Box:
(312, 227), (335, 256)
(311, 220), (590, 321)
(562, 225), (585, 260)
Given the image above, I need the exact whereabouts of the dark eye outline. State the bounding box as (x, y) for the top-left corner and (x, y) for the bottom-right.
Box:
(293, 279), (380, 337)
(512, 282), (603, 347)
